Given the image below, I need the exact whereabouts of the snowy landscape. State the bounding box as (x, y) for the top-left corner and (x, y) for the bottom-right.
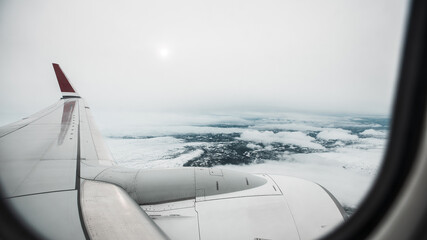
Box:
(98, 111), (389, 216)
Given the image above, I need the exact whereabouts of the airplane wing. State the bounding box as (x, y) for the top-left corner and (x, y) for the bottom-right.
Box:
(0, 64), (167, 240)
(0, 64), (346, 240)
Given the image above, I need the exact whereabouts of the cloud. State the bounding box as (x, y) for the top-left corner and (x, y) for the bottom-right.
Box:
(317, 129), (358, 141)
(250, 123), (323, 132)
(360, 129), (387, 138)
(238, 130), (325, 150)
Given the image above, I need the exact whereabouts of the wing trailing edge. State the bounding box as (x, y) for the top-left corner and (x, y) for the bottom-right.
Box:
(52, 63), (80, 98)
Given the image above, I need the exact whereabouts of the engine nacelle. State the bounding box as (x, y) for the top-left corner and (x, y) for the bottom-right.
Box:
(87, 166), (267, 204)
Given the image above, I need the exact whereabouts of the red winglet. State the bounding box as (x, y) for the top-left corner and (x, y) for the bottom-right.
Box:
(52, 63), (79, 98)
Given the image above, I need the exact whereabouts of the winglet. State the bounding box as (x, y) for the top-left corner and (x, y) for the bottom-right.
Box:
(52, 63), (80, 98)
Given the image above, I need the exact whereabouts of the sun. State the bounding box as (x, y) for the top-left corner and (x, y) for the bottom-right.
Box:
(159, 48), (169, 58)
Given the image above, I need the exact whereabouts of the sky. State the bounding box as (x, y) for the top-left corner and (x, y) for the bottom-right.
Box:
(0, 0), (410, 125)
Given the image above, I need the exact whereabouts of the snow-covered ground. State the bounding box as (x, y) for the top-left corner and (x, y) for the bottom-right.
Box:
(98, 111), (388, 214)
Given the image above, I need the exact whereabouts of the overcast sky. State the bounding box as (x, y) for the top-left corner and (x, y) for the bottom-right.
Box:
(0, 0), (409, 124)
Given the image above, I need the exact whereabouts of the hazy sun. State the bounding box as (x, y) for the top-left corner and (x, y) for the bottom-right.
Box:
(159, 48), (169, 58)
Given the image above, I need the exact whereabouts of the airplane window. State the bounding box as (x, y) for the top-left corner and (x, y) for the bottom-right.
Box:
(0, 0), (414, 240)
